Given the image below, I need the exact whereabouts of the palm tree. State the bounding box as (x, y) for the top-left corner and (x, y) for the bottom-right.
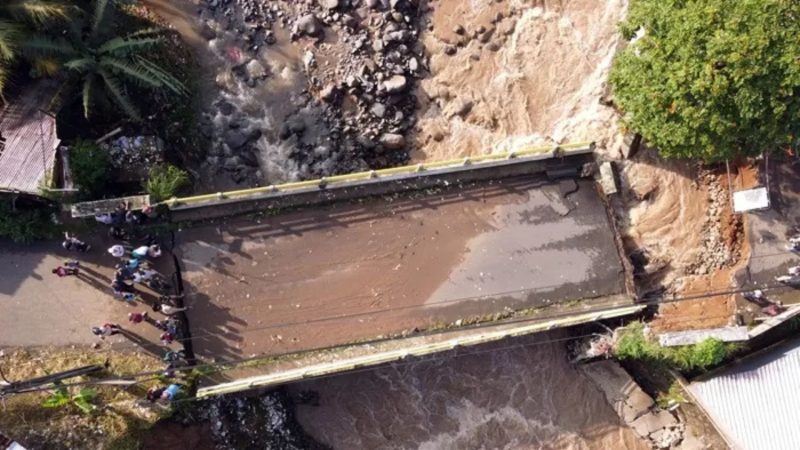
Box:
(25, 0), (188, 121)
(0, 1), (68, 98)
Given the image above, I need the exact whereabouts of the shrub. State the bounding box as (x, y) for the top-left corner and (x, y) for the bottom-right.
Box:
(70, 139), (112, 200)
(0, 202), (60, 243)
(613, 322), (736, 372)
(144, 164), (190, 202)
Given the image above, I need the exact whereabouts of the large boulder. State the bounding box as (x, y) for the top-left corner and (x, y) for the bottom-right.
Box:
(379, 133), (405, 149)
(382, 75), (407, 94)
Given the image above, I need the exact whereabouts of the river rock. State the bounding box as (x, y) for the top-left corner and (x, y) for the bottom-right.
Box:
(217, 100), (235, 116)
(245, 59), (267, 79)
(408, 57), (419, 72)
(370, 102), (387, 118)
(295, 14), (323, 37)
(382, 75), (407, 94)
(223, 155), (242, 170)
(224, 129), (249, 150)
(320, 0), (339, 9)
(238, 149), (260, 167)
(320, 84), (337, 102)
(379, 133), (405, 149)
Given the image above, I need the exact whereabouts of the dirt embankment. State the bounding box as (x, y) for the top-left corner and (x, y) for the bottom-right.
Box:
(618, 150), (749, 331)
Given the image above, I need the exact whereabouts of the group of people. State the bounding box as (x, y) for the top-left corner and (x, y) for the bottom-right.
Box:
(109, 243), (165, 303)
(56, 202), (190, 403)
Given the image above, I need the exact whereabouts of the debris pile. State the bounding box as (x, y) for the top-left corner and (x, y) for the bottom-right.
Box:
(685, 170), (741, 275)
(102, 135), (165, 182)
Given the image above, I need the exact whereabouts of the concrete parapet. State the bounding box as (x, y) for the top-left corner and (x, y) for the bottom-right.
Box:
(196, 303), (642, 398)
(167, 144), (594, 222)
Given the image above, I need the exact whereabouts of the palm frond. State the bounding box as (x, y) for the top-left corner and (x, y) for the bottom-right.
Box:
(98, 36), (162, 56)
(136, 57), (189, 96)
(98, 67), (141, 121)
(22, 36), (76, 59)
(64, 57), (94, 72)
(91, 0), (110, 39)
(3, 0), (69, 26)
(0, 21), (21, 62)
(100, 58), (162, 89)
(0, 65), (8, 102)
(82, 74), (94, 119)
(124, 28), (163, 39)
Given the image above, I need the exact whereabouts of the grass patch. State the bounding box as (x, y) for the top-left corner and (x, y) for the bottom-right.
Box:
(0, 347), (167, 450)
(613, 322), (738, 373)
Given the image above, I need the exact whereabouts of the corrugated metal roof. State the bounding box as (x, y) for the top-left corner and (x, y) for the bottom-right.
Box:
(0, 79), (60, 195)
(689, 338), (800, 450)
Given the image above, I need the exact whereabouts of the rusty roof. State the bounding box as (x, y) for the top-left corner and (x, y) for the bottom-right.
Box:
(0, 79), (60, 195)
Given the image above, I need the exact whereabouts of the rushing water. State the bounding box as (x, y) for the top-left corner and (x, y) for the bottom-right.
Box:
(288, 333), (646, 450)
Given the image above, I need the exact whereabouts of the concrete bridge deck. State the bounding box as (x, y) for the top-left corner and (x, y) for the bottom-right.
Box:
(176, 172), (629, 362)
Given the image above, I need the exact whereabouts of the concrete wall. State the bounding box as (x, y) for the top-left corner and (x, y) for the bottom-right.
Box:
(169, 149), (595, 223)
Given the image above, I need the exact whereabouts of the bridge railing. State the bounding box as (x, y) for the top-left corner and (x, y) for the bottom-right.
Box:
(163, 141), (593, 209)
(70, 141), (593, 217)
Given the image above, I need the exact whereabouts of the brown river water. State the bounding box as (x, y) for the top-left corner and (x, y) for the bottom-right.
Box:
(289, 333), (646, 450)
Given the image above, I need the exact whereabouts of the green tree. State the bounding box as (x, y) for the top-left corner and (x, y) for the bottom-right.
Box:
(24, 0), (187, 121)
(144, 163), (189, 202)
(610, 0), (800, 160)
(70, 138), (111, 199)
(0, 0), (68, 97)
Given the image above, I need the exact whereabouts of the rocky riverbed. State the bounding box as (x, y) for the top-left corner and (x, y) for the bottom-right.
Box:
(145, 0), (628, 191)
(183, 0), (427, 189)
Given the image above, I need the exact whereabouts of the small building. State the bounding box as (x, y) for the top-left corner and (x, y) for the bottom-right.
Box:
(688, 337), (800, 450)
(0, 79), (61, 197)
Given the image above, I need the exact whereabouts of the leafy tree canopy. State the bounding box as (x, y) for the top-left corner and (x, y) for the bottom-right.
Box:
(610, 0), (800, 160)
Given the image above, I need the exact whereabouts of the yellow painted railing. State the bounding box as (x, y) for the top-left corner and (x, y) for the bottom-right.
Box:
(164, 141), (593, 208)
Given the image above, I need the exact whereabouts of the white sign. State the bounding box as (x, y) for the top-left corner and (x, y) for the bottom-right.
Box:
(733, 187), (770, 213)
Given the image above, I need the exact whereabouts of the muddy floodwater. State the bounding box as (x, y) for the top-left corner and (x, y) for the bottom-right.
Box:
(289, 333), (646, 450)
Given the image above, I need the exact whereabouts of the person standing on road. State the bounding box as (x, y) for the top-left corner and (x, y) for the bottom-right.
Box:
(52, 265), (78, 277)
(91, 323), (121, 339)
(108, 244), (126, 258)
(160, 331), (175, 345)
(63, 233), (90, 252)
(160, 383), (182, 402)
(128, 312), (148, 324)
(132, 245), (150, 259)
(153, 303), (188, 315)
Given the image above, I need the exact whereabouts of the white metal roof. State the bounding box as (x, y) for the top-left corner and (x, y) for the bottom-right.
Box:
(689, 338), (800, 450)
